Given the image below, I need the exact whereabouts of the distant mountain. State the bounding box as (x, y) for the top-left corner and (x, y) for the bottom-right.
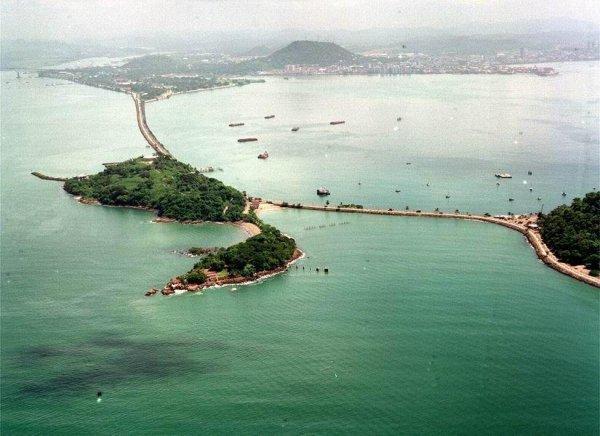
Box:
(233, 40), (361, 72)
(381, 31), (599, 55)
(264, 40), (359, 67)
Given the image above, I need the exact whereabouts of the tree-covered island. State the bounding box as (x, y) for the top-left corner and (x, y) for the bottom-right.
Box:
(538, 192), (600, 276)
(63, 156), (300, 294)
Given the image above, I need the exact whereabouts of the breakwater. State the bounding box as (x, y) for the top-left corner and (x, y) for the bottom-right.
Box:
(268, 201), (600, 288)
(31, 172), (69, 182)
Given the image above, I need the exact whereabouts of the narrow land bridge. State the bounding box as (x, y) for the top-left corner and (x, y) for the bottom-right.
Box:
(132, 93), (172, 157)
(31, 90), (599, 289)
(265, 201), (600, 288)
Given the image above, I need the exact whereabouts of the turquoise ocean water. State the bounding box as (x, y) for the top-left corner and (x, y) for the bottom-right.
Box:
(1, 65), (598, 434)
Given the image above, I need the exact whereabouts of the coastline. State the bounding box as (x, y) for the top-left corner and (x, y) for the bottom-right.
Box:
(144, 84), (240, 103)
(160, 248), (304, 296)
(68, 194), (301, 292)
(73, 195), (261, 237)
(268, 201), (600, 288)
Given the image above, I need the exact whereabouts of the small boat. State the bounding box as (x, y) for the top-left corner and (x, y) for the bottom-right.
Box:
(291, 127), (299, 132)
(562, 192), (567, 197)
(406, 162), (411, 165)
(509, 198), (514, 202)
(397, 117), (402, 121)
(537, 197), (542, 201)
(317, 187), (330, 196)
(527, 170), (533, 175)
(229, 122), (244, 127)
(495, 173), (512, 178)
(258, 151), (269, 159)
(529, 188), (533, 192)
(264, 115), (275, 119)
(330, 120), (345, 125)
(445, 195), (451, 199)
(395, 189), (401, 193)
(238, 137), (257, 143)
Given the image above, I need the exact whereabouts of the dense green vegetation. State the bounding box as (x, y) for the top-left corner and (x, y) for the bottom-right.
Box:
(538, 192), (600, 275)
(64, 156), (245, 221)
(185, 222), (296, 280)
(64, 156), (298, 284)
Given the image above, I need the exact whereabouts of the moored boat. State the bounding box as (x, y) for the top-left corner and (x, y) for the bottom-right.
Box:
(316, 187), (330, 196)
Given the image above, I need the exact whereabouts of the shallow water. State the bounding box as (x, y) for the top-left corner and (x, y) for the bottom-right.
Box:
(1, 68), (598, 434)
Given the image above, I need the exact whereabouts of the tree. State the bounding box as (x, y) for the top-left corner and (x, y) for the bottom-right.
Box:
(184, 270), (207, 284)
(242, 264), (256, 277)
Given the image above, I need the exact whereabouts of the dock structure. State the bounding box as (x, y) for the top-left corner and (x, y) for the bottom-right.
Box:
(266, 200), (600, 288)
(132, 93), (172, 157)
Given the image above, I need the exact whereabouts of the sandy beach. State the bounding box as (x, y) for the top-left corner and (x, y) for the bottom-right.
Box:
(255, 202), (282, 214)
(236, 221), (262, 237)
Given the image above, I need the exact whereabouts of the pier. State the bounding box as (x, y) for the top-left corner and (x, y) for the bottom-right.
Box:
(266, 201), (600, 288)
(132, 93), (172, 157)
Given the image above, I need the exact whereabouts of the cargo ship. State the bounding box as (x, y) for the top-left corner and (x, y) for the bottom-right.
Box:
(238, 138), (258, 143)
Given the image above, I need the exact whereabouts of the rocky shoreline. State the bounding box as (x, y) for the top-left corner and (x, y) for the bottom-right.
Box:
(153, 248), (304, 296)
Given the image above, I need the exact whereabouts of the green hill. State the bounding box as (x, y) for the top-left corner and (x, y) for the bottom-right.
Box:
(236, 40), (360, 72)
(264, 40), (359, 67)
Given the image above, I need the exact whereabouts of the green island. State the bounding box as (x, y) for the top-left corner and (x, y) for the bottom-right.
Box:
(63, 156), (300, 294)
(64, 156), (245, 221)
(538, 192), (600, 276)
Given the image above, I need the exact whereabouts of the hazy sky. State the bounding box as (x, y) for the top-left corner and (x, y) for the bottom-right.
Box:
(2, 0), (599, 41)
